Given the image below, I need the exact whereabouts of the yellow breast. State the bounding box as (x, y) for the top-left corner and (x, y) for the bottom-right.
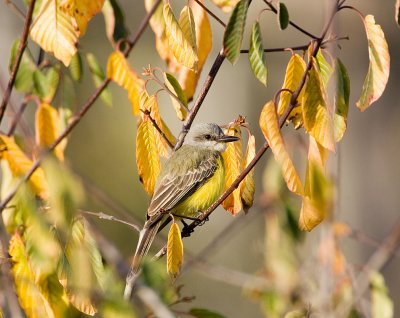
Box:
(172, 156), (225, 218)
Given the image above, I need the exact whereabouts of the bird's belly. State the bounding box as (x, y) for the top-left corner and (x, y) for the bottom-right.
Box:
(172, 157), (225, 218)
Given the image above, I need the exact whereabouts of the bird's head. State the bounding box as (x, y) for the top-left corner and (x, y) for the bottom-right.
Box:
(185, 123), (239, 152)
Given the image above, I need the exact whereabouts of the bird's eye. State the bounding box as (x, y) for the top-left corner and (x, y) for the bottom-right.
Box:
(204, 134), (212, 140)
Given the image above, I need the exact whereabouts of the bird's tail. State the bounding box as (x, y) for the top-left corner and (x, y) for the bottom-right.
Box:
(124, 220), (161, 299)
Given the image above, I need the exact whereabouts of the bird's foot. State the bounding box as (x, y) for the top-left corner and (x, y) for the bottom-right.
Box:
(194, 211), (209, 227)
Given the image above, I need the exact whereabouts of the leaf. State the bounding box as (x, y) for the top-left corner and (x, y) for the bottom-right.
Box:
(299, 137), (332, 231)
(277, 2), (289, 30)
(69, 52), (83, 81)
(259, 101), (303, 195)
(102, 0), (129, 47)
(101, 299), (137, 318)
(223, 0), (249, 64)
(316, 49), (333, 86)
(249, 21), (267, 85)
(35, 103), (64, 160)
(179, 5), (197, 51)
(165, 72), (188, 120)
(30, 0), (79, 66)
(167, 222), (184, 279)
(136, 117), (161, 196)
(163, 3), (198, 70)
(107, 50), (144, 115)
(86, 53), (113, 107)
(222, 125), (242, 215)
(60, 0), (105, 35)
(302, 59), (335, 152)
(277, 54), (306, 128)
(146, 0), (165, 37)
(356, 15), (390, 111)
(0, 135), (48, 199)
(370, 271), (394, 318)
(33, 65), (60, 103)
(189, 308), (227, 318)
(396, 0), (400, 26)
(139, 92), (174, 157)
(334, 59), (350, 142)
(178, 1), (212, 101)
(9, 39), (37, 93)
(240, 134), (255, 213)
(9, 233), (67, 318)
(210, 0), (240, 12)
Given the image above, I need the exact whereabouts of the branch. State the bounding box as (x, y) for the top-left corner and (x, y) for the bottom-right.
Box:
(0, 0), (36, 125)
(141, 109), (175, 149)
(262, 0), (319, 39)
(240, 43), (309, 53)
(79, 209), (141, 232)
(194, 0), (226, 27)
(0, 0), (163, 214)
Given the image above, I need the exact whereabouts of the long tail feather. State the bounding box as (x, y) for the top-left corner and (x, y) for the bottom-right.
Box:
(124, 220), (161, 299)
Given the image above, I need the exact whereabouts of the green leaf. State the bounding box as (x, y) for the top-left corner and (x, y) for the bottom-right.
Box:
(277, 2), (289, 30)
(60, 75), (76, 109)
(189, 308), (227, 318)
(165, 72), (188, 120)
(33, 65), (60, 103)
(334, 59), (350, 142)
(9, 39), (37, 93)
(69, 52), (83, 81)
(86, 53), (113, 107)
(249, 21), (267, 85)
(316, 49), (333, 86)
(356, 15), (390, 111)
(370, 271), (394, 318)
(223, 0), (249, 64)
(101, 298), (137, 318)
(102, 0), (129, 47)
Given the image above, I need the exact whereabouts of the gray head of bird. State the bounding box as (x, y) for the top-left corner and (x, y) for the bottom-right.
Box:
(185, 123), (239, 152)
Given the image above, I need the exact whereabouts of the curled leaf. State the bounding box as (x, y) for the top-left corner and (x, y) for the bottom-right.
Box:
(223, 0), (249, 64)
(107, 51), (144, 114)
(102, 0), (129, 47)
(356, 15), (390, 111)
(249, 21), (267, 85)
(334, 59), (350, 142)
(222, 125), (242, 215)
(163, 3), (198, 70)
(167, 222), (183, 279)
(259, 101), (303, 195)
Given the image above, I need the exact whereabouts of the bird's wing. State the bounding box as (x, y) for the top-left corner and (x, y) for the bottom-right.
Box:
(147, 151), (219, 220)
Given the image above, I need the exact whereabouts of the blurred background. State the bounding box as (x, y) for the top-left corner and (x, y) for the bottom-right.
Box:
(1, 0), (399, 317)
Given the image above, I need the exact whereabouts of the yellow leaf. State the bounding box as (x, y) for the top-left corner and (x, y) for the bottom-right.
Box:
(163, 3), (198, 70)
(30, 0), (79, 66)
(0, 135), (48, 199)
(302, 59), (335, 152)
(155, 33), (182, 73)
(35, 103), (64, 161)
(357, 15), (390, 111)
(146, 0), (165, 37)
(139, 92), (174, 157)
(107, 51), (144, 115)
(299, 137), (332, 231)
(277, 54), (306, 128)
(9, 233), (67, 318)
(60, 0), (105, 35)
(222, 125), (242, 215)
(136, 118), (161, 196)
(178, 1), (212, 101)
(240, 134), (255, 213)
(167, 222), (183, 279)
(260, 101), (303, 195)
(179, 6), (197, 51)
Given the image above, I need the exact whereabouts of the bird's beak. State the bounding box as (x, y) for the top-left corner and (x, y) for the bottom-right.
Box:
(218, 135), (240, 143)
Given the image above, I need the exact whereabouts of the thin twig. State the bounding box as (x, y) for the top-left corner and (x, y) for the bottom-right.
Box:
(141, 109), (175, 149)
(0, 0), (163, 214)
(79, 209), (141, 232)
(194, 0), (226, 27)
(240, 43), (309, 54)
(263, 0), (320, 39)
(6, 99), (28, 136)
(0, 0), (36, 125)
(3, 0), (25, 20)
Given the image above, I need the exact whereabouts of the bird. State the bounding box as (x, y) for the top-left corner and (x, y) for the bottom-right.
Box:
(124, 123), (239, 298)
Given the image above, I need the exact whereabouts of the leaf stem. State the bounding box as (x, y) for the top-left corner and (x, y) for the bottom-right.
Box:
(0, 0), (163, 214)
(0, 0), (36, 126)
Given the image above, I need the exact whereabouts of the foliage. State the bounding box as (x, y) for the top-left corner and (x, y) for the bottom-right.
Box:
(0, 0), (397, 317)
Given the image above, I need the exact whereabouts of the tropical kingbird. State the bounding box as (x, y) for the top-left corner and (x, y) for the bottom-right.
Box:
(124, 123), (239, 298)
